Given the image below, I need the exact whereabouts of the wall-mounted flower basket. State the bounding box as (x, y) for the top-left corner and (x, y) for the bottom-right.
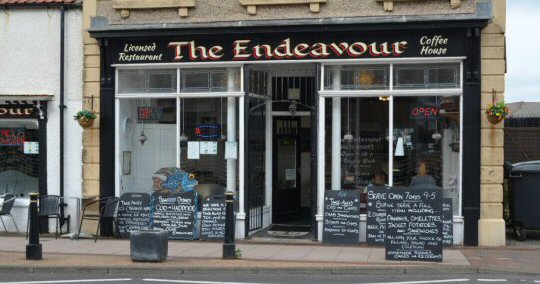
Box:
(485, 90), (508, 125)
(75, 110), (97, 129)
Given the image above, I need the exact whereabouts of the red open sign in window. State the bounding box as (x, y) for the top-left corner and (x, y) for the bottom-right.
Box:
(410, 106), (439, 120)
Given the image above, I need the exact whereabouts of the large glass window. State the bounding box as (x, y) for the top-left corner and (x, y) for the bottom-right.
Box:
(323, 95), (461, 216)
(0, 123), (39, 197)
(179, 98), (231, 187)
(117, 67), (241, 198)
(118, 98), (177, 194)
(393, 96), (461, 211)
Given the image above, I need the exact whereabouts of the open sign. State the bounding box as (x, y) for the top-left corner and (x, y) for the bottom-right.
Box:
(410, 105), (439, 120)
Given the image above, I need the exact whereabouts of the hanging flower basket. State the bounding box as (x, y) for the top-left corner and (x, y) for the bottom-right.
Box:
(485, 101), (509, 125)
(74, 110), (97, 129)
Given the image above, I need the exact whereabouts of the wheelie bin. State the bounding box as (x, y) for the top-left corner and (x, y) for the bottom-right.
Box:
(509, 161), (540, 241)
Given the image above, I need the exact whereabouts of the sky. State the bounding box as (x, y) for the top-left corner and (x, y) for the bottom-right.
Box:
(506, 0), (540, 102)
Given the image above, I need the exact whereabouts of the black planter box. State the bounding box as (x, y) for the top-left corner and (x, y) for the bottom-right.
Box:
(130, 230), (168, 262)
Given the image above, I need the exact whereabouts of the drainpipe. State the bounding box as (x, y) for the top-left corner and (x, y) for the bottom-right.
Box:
(59, 2), (66, 226)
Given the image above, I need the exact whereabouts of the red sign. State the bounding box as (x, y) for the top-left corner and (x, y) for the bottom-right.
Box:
(410, 106), (439, 120)
(0, 128), (26, 146)
(137, 107), (163, 122)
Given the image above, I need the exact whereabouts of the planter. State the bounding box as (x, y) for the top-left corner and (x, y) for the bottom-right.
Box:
(486, 114), (504, 125)
(77, 117), (95, 128)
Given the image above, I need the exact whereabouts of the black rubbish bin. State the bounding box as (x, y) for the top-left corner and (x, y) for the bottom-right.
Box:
(509, 160), (540, 241)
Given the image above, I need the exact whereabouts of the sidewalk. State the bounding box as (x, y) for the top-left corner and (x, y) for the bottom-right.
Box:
(0, 235), (538, 275)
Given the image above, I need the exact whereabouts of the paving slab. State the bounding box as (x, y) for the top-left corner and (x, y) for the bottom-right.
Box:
(3, 235), (540, 275)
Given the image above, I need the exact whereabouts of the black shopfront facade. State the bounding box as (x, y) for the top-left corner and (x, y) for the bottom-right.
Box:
(91, 19), (486, 246)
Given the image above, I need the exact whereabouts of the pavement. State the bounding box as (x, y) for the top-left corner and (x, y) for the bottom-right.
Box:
(0, 234), (539, 276)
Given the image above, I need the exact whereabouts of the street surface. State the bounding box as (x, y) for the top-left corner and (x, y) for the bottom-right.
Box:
(0, 272), (540, 284)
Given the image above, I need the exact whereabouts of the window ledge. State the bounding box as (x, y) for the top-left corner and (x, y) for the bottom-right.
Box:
(238, 0), (327, 15)
(375, 0), (461, 12)
(112, 0), (195, 18)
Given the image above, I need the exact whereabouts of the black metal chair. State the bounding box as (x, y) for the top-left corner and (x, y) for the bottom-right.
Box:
(0, 194), (19, 233)
(78, 196), (120, 242)
(25, 195), (63, 239)
(38, 195), (63, 239)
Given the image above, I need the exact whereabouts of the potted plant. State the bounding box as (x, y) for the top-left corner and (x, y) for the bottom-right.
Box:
(74, 110), (97, 128)
(485, 101), (509, 124)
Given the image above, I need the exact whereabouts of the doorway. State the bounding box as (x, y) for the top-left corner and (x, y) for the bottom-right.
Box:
(270, 74), (315, 232)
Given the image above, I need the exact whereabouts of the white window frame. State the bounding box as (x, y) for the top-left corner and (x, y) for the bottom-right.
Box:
(317, 59), (464, 217)
(114, 65), (245, 199)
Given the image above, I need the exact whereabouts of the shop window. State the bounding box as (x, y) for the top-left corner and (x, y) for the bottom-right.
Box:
(324, 97), (389, 210)
(118, 98), (177, 194)
(324, 95), (461, 215)
(0, 124), (40, 197)
(118, 69), (177, 94)
(179, 98), (230, 188)
(324, 65), (390, 90)
(393, 96), (460, 211)
(181, 68), (240, 92)
(393, 63), (460, 89)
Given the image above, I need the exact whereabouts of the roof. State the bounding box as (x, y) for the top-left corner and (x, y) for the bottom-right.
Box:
(508, 102), (540, 118)
(0, 94), (54, 101)
(0, 0), (75, 5)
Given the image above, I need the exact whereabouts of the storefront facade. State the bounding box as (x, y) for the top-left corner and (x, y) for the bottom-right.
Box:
(0, 1), (83, 233)
(85, 0), (507, 246)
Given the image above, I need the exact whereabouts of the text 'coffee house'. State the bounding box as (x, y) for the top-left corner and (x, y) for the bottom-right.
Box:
(90, 18), (486, 261)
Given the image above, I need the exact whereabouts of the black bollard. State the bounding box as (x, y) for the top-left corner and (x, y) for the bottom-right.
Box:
(222, 191), (236, 259)
(26, 192), (42, 260)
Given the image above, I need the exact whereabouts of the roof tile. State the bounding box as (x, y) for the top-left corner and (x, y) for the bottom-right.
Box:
(0, 0), (75, 5)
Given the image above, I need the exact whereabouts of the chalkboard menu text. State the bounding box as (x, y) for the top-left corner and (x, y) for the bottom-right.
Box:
(117, 193), (151, 237)
(200, 198), (226, 241)
(366, 186), (389, 245)
(442, 198), (454, 246)
(385, 187), (443, 262)
(323, 190), (360, 245)
(150, 192), (198, 240)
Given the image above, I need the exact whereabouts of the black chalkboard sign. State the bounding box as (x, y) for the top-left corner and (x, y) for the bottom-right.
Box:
(323, 190), (360, 245)
(150, 191), (198, 240)
(385, 187), (443, 262)
(442, 198), (453, 247)
(366, 186), (389, 245)
(117, 193), (151, 237)
(200, 198), (226, 241)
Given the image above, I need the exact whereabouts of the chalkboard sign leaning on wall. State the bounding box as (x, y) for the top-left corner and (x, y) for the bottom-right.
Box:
(323, 190), (361, 245)
(385, 187), (443, 262)
(200, 197), (226, 241)
(116, 193), (151, 238)
(150, 191), (198, 240)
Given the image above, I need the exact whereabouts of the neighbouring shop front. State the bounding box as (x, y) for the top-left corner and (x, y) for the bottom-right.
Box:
(0, 97), (49, 231)
(91, 21), (484, 247)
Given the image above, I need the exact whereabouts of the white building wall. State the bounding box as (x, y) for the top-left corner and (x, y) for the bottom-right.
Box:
(0, 8), (83, 233)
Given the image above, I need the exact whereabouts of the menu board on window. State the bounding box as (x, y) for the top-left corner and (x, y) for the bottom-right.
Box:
(117, 193), (151, 237)
(366, 186), (389, 245)
(323, 190), (360, 245)
(385, 187), (443, 262)
(200, 198), (226, 241)
(150, 192), (197, 240)
(341, 130), (386, 190)
(442, 198), (454, 246)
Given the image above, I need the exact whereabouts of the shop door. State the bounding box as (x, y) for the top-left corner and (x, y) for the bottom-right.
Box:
(245, 68), (271, 234)
(272, 117), (302, 223)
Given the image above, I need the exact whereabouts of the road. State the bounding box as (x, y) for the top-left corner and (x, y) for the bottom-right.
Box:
(0, 272), (539, 284)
